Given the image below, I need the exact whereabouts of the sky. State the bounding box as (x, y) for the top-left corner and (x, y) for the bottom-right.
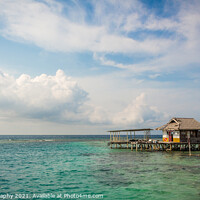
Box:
(0, 0), (200, 134)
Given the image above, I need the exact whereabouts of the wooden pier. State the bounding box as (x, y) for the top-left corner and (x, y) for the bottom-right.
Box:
(108, 128), (200, 153)
(109, 140), (200, 152)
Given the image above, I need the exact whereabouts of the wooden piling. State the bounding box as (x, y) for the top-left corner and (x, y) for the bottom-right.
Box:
(188, 140), (191, 156)
(188, 132), (191, 156)
(136, 143), (138, 151)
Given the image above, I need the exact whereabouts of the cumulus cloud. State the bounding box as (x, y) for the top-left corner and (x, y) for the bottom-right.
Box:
(0, 70), (167, 127)
(0, 70), (89, 122)
(112, 93), (168, 127)
(0, 70), (118, 125)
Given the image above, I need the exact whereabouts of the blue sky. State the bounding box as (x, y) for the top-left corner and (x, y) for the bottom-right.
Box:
(0, 0), (200, 134)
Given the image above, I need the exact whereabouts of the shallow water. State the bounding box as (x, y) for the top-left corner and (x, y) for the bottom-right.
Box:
(0, 135), (199, 200)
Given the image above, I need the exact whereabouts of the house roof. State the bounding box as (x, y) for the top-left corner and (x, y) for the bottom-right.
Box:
(156, 118), (200, 131)
(108, 128), (153, 133)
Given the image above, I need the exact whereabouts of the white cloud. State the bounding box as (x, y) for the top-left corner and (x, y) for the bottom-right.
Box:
(0, 0), (104, 52)
(92, 0), (200, 73)
(149, 74), (160, 79)
(1, 0), (199, 75)
(91, 0), (144, 32)
(112, 93), (168, 127)
(0, 69), (89, 122)
(77, 71), (200, 128)
(0, 70), (117, 125)
(0, 70), (168, 128)
(93, 53), (150, 72)
(0, 0), (176, 56)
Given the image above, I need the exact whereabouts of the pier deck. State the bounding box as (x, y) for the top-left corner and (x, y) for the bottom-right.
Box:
(108, 140), (200, 152)
(108, 128), (200, 154)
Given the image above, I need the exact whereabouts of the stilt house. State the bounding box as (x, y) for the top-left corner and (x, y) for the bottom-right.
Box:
(156, 118), (200, 143)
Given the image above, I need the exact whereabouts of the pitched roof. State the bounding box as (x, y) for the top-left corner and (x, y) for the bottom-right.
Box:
(156, 118), (200, 131)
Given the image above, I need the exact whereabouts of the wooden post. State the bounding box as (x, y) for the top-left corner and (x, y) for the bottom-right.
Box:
(170, 144), (172, 151)
(136, 143), (138, 151)
(145, 131), (147, 140)
(188, 132), (191, 156)
(131, 143), (133, 151)
(127, 132), (128, 148)
(110, 132), (111, 142)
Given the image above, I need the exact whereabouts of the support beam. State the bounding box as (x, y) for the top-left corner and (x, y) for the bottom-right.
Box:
(187, 131), (191, 156)
(136, 143), (138, 151)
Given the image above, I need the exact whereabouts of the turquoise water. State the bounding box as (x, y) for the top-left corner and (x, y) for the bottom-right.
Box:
(0, 135), (200, 200)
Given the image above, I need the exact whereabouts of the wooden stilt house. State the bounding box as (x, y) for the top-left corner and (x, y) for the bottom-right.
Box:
(156, 118), (200, 143)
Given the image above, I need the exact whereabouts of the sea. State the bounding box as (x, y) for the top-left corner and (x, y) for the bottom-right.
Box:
(0, 135), (200, 200)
